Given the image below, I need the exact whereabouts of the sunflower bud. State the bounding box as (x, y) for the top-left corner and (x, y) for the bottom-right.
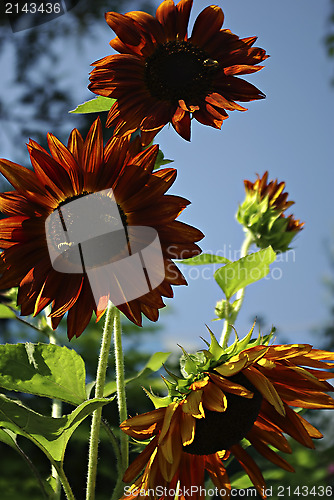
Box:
(236, 171), (304, 252)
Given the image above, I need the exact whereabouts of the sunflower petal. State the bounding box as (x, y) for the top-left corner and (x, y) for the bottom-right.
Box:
(158, 402), (179, 444)
(180, 412), (196, 446)
(190, 5), (224, 47)
(176, 0), (193, 40)
(156, 0), (177, 40)
(205, 454), (231, 496)
(0, 159), (44, 195)
(182, 390), (205, 418)
(123, 436), (159, 483)
(230, 444), (266, 497)
(209, 373), (254, 398)
(202, 382), (227, 412)
(244, 366), (285, 416)
(251, 421), (292, 453)
(121, 407), (166, 436)
(214, 355), (247, 377)
(247, 433), (295, 473)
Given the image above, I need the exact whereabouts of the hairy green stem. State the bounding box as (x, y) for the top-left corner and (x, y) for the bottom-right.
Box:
(44, 308), (74, 499)
(86, 302), (115, 500)
(220, 231), (254, 347)
(48, 321), (62, 500)
(111, 308), (128, 500)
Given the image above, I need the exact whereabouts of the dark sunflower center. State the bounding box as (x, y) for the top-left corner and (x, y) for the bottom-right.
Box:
(183, 373), (263, 456)
(47, 191), (129, 272)
(145, 41), (219, 103)
(58, 191), (90, 209)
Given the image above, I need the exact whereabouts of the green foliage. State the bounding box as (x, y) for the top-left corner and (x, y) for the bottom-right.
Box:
(0, 304), (16, 319)
(179, 348), (207, 378)
(0, 343), (87, 405)
(142, 388), (172, 409)
(0, 394), (111, 465)
(0, 428), (19, 451)
(0, 312), (163, 497)
(154, 149), (173, 170)
(214, 247), (276, 300)
(69, 96), (116, 114)
(206, 326), (225, 359)
(103, 351), (170, 397)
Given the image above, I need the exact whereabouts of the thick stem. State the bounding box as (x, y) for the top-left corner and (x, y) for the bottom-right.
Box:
(220, 231), (254, 347)
(111, 308), (128, 500)
(114, 308), (128, 467)
(45, 307), (74, 499)
(86, 302), (115, 500)
(220, 300), (230, 349)
(48, 322), (62, 500)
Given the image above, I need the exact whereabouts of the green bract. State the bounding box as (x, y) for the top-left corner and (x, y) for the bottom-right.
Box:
(237, 192), (299, 253)
(146, 324), (274, 409)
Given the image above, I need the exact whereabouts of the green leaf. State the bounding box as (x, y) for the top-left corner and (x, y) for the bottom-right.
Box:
(230, 470), (253, 489)
(214, 246), (276, 300)
(179, 253), (231, 265)
(206, 326), (225, 360)
(0, 394), (111, 466)
(85, 380), (96, 400)
(103, 351), (170, 397)
(142, 387), (172, 409)
(154, 149), (173, 170)
(0, 304), (16, 318)
(0, 428), (18, 450)
(0, 343), (87, 405)
(0, 427), (55, 498)
(179, 347), (198, 378)
(233, 321), (256, 352)
(69, 96), (116, 114)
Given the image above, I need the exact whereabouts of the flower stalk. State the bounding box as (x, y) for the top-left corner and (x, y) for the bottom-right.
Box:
(220, 230), (254, 347)
(111, 308), (128, 500)
(86, 302), (115, 500)
(45, 307), (63, 500)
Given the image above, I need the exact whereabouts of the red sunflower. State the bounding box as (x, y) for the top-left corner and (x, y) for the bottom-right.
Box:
(0, 118), (203, 339)
(89, 0), (269, 145)
(120, 339), (334, 499)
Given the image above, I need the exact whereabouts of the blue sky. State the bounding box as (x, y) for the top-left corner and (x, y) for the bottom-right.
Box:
(1, 0), (333, 352)
(155, 0), (334, 351)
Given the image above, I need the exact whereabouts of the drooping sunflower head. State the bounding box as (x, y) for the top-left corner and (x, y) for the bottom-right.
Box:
(120, 326), (334, 499)
(0, 117), (204, 339)
(237, 171), (304, 252)
(89, 0), (269, 145)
